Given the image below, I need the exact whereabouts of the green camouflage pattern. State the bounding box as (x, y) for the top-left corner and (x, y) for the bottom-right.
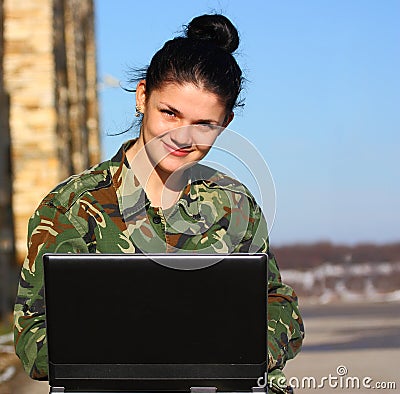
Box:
(14, 140), (304, 392)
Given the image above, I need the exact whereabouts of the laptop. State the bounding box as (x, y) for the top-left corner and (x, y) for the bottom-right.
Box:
(43, 253), (268, 393)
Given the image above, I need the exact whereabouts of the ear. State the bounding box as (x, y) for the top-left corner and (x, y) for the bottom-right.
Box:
(222, 112), (234, 128)
(136, 80), (147, 112)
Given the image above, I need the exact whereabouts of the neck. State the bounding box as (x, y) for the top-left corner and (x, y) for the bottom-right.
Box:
(126, 139), (187, 208)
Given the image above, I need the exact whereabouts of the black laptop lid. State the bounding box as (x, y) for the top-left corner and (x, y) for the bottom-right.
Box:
(43, 253), (268, 392)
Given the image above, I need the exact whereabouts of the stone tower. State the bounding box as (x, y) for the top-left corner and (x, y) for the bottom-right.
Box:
(0, 0), (100, 268)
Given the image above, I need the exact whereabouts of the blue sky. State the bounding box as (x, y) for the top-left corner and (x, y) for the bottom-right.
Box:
(95, 0), (399, 245)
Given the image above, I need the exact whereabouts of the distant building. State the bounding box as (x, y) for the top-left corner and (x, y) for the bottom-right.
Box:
(0, 0), (100, 276)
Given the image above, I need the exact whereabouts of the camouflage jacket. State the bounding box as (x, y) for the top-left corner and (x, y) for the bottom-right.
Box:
(14, 140), (304, 392)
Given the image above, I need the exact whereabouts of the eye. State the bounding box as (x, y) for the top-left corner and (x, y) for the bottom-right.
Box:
(161, 109), (176, 118)
(197, 123), (219, 132)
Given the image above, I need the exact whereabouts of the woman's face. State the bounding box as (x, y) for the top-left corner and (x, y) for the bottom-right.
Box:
(135, 81), (233, 180)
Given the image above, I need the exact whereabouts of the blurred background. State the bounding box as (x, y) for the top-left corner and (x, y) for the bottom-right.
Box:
(0, 0), (399, 393)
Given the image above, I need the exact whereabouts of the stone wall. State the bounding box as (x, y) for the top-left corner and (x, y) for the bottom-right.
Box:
(2, 0), (100, 264)
(0, 0), (17, 317)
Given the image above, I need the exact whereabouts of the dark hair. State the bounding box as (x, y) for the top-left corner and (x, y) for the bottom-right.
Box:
(131, 14), (244, 114)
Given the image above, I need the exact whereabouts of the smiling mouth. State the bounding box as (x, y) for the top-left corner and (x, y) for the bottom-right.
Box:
(163, 142), (192, 157)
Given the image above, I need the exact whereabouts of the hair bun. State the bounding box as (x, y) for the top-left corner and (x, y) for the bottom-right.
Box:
(185, 14), (239, 53)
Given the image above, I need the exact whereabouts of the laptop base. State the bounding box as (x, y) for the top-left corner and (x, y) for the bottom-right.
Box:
(49, 387), (267, 394)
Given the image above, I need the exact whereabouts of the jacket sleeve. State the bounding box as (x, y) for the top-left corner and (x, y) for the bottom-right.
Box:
(266, 251), (304, 370)
(235, 199), (304, 372)
(13, 200), (88, 380)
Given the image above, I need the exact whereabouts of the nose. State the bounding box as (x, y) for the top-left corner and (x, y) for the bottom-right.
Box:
(169, 125), (194, 148)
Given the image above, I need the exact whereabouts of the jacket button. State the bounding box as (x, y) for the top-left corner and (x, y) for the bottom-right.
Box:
(153, 215), (161, 224)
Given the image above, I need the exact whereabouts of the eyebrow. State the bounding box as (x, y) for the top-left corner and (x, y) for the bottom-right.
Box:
(159, 102), (220, 124)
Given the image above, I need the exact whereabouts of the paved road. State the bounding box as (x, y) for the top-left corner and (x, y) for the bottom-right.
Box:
(284, 301), (400, 393)
(0, 367), (48, 394)
(1, 301), (399, 393)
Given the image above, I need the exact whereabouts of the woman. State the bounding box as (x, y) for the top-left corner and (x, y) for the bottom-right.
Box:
(14, 14), (304, 394)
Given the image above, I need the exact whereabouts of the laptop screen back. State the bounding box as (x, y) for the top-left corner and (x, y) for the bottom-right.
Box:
(43, 253), (268, 392)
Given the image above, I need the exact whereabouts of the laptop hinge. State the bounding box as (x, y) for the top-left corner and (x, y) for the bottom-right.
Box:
(50, 387), (65, 393)
(252, 386), (267, 392)
(190, 387), (217, 393)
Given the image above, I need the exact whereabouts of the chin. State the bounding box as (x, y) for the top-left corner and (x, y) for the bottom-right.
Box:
(157, 157), (196, 177)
